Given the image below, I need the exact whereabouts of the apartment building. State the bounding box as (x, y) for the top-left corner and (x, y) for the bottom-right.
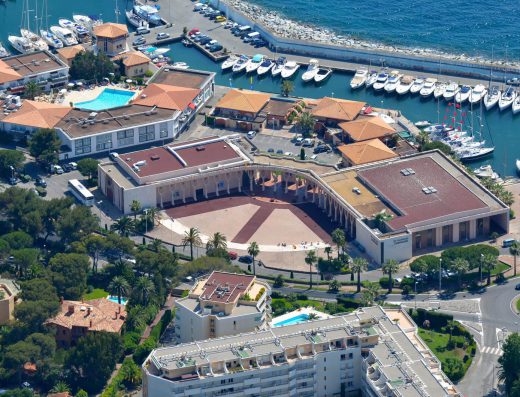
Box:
(174, 271), (270, 343)
(143, 306), (460, 397)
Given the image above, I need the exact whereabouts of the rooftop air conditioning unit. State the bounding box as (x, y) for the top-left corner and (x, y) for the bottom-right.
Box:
(81, 124), (88, 128)
(134, 160), (146, 167)
(44, 58), (51, 63)
(33, 61), (40, 66)
(141, 94), (147, 99)
(150, 155), (160, 160)
(88, 112), (98, 119)
(196, 146), (205, 151)
(102, 119), (109, 124)
(144, 111), (151, 116)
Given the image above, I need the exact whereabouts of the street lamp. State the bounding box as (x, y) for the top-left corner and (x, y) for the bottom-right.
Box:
(414, 281), (418, 309)
(439, 257), (442, 292)
(144, 209), (149, 235)
(480, 253), (484, 284)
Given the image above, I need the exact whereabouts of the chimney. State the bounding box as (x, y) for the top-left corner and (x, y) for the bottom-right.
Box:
(60, 296), (64, 304)
(68, 305), (75, 314)
(115, 310), (118, 319)
(89, 319), (92, 328)
(87, 307), (91, 316)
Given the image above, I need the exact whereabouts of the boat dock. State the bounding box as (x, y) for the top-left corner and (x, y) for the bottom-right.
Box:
(184, 36), (229, 62)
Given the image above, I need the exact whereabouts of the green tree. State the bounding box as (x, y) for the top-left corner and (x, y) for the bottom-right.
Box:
(248, 241), (260, 275)
(351, 257), (369, 293)
(273, 274), (284, 288)
(70, 50), (116, 82)
(182, 227), (202, 260)
(77, 157), (99, 180)
(361, 283), (380, 306)
(49, 253), (90, 299)
(0, 149), (24, 178)
(499, 333), (520, 394)
(24, 80), (41, 100)
(130, 200), (141, 220)
(207, 232), (227, 254)
(329, 279), (341, 293)
(28, 128), (61, 165)
(331, 228), (346, 260)
(108, 276), (130, 305)
(56, 205), (99, 243)
(83, 234), (106, 272)
(295, 111), (315, 137)
(120, 358), (142, 389)
(305, 250), (317, 289)
(421, 140), (453, 156)
(481, 253), (497, 285)
(500, 190), (515, 207)
(281, 79), (293, 97)
(450, 258), (469, 288)
(133, 276), (155, 306)
(510, 241), (520, 277)
(373, 210), (393, 230)
(2, 230), (33, 250)
(11, 248), (39, 278)
(66, 332), (123, 394)
(2, 341), (41, 382)
(111, 216), (136, 237)
(324, 246), (332, 261)
(382, 259), (400, 293)
(19, 278), (58, 302)
(105, 233), (134, 261)
(75, 390), (88, 397)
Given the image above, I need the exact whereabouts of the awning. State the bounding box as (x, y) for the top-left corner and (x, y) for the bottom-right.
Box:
(188, 103), (196, 110)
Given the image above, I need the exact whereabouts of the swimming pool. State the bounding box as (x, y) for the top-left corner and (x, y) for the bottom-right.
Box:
(273, 313), (310, 327)
(107, 295), (128, 305)
(75, 88), (135, 111)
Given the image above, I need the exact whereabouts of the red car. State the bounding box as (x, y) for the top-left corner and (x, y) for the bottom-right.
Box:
(227, 251), (238, 260)
(188, 28), (200, 36)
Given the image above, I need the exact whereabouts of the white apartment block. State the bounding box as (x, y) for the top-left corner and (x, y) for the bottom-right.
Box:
(174, 272), (270, 343)
(143, 306), (460, 397)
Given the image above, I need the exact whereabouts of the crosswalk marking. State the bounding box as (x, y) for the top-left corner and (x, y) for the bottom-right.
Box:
(480, 346), (502, 356)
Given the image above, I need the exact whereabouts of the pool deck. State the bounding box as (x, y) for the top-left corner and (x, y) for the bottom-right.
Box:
(270, 307), (331, 327)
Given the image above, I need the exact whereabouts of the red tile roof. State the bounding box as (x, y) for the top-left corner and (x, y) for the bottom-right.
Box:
(133, 83), (200, 111)
(199, 272), (255, 304)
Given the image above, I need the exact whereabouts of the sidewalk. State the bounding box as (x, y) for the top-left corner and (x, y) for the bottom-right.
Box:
(141, 295), (175, 341)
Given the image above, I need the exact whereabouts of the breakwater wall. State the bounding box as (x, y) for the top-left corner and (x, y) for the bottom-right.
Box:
(210, 0), (520, 81)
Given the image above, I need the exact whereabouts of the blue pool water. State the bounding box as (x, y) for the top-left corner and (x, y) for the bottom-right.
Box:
(107, 295), (128, 305)
(75, 89), (135, 111)
(273, 313), (310, 327)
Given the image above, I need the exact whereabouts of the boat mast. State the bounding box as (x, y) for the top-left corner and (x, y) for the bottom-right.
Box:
(115, 0), (120, 23)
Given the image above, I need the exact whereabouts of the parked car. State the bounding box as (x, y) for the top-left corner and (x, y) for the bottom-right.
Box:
(227, 251), (238, 260)
(215, 16), (227, 23)
(62, 163), (73, 173)
(199, 37), (212, 45)
(156, 32), (170, 40)
(68, 162), (78, 170)
(205, 39), (218, 48)
(8, 177), (17, 186)
(247, 130), (256, 139)
(50, 165), (63, 174)
(209, 44), (223, 52)
(238, 255), (253, 264)
(267, 148), (274, 153)
(136, 26), (150, 35)
(313, 144), (332, 154)
(276, 149), (284, 155)
(188, 28), (200, 35)
(132, 37), (146, 46)
(302, 138), (315, 147)
(35, 176), (47, 187)
(515, 283), (520, 291)
(294, 137), (304, 146)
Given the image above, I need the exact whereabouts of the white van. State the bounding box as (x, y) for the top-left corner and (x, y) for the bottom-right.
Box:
(193, 2), (204, 11)
(136, 26), (150, 35)
(247, 32), (260, 39)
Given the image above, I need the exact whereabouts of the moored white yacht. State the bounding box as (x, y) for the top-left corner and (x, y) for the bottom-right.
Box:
(257, 59), (274, 76)
(20, 29), (48, 51)
(221, 56), (238, 71)
(455, 85), (472, 103)
(384, 71), (401, 93)
(301, 59), (319, 82)
(410, 77), (425, 94)
(420, 78), (437, 97)
(433, 82), (447, 99)
(50, 26), (78, 46)
(468, 84), (487, 104)
(281, 61), (300, 79)
(372, 72), (389, 91)
(396, 75), (414, 95)
(8, 35), (36, 54)
(483, 85), (500, 110)
(39, 29), (63, 48)
(498, 86), (516, 111)
(350, 69), (368, 89)
(271, 57), (286, 77)
(245, 54), (263, 73)
(232, 55), (249, 73)
(443, 82), (459, 101)
(314, 68), (332, 83)
(73, 14), (102, 32)
(58, 18), (75, 30)
(512, 96), (520, 114)
(0, 42), (10, 58)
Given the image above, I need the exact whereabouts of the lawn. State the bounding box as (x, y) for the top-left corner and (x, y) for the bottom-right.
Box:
(516, 297), (520, 313)
(83, 288), (109, 300)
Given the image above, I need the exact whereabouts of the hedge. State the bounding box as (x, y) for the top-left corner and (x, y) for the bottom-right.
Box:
(409, 308), (453, 330)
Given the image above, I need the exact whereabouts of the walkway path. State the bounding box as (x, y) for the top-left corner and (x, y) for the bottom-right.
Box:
(141, 295), (175, 341)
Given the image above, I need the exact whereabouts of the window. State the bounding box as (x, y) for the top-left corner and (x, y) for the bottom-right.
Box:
(75, 137), (91, 155)
(341, 354), (346, 361)
(96, 133), (113, 151)
(117, 129), (134, 146)
(348, 353), (353, 359)
(159, 122), (169, 138)
(139, 125), (155, 142)
(347, 381), (354, 387)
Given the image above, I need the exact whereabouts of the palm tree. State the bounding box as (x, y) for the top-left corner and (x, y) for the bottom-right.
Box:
(329, 279), (341, 293)
(295, 111), (315, 137)
(182, 227), (202, 260)
(248, 241), (260, 275)
(361, 283), (380, 306)
(111, 216), (136, 237)
(50, 381), (70, 394)
(134, 276), (154, 306)
(500, 191), (515, 207)
(450, 258), (469, 288)
(207, 232), (227, 252)
(108, 276), (130, 305)
(24, 81), (41, 100)
(146, 207), (160, 227)
(331, 228), (346, 260)
(130, 200), (141, 220)
(382, 259), (400, 293)
(510, 241), (520, 277)
(482, 254), (497, 285)
(281, 79), (294, 97)
(324, 246), (332, 262)
(148, 238), (163, 252)
(305, 250), (317, 289)
(351, 257), (369, 293)
(308, 313), (319, 320)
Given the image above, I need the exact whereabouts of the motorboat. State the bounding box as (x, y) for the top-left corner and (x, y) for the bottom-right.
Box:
(350, 69), (368, 89)
(20, 29), (48, 51)
(483, 85), (500, 110)
(457, 146), (495, 162)
(39, 29), (63, 49)
(384, 71), (401, 93)
(372, 72), (389, 91)
(365, 71), (378, 88)
(221, 56), (238, 71)
(50, 26), (78, 46)
(474, 165), (498, 179)
(395, 75), (414, 95)
(133, 4), (162, 25)
(498, 86), (516, 111)
(232, 55), (249, 73)
(172, 62), (189, 70)
(314, 68), (332, 83)
(443, 82), (459, 101)
(420, 78), (437, 97)
(433, 82), (447, 99)
(414, 120), (431, 128)
(281, 61), (300, 79)
(469, 84), (487, 104)
(301, 59), (319, 82)
(72, 23), (89, 38)
(181, 39), (192, 47)
(257, 59), (274, 76)
(512, 95), (520, 114)
(8, 35), (35, 54)
(516, 159), (520, 175)
(125, 9), (148, 28)
(245, 54), (264, 73)
(271, 57), (286, 77)
(58, 18), (75, 30)
(410, 77), (425, 94)
(0, 42), (10, 58)
(455, 85), (472, 103)
(73, 14), (102, 31)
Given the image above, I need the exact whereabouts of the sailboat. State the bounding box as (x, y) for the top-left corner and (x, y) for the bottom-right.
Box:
(455, 103), (494, 162)
(20, 0), (49, 51)
(39, 0), (63, 49)
(8, 0), (36, 54)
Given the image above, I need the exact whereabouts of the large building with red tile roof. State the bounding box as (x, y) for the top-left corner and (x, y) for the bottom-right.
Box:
(93, 23), (129, 56)
(112, 50), (151, 77)
(174, 271), (270, 343)
(46, 298), (126, 347)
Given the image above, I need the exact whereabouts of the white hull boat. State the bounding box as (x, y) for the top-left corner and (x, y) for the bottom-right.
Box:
(395, 75), (414, 95)
(420, 78), (437, 97)
(350, 69), (368, 89)
(301, 59), (319, 82)
(232, 56), (249, 73)
(457, 147), (495, 162)
(40, 29), (63, 49)
(483, 86), (500, 110)
(414, 120), (431, 128)
(172, 62), (189, 70)
(51, 26), (78, 46)
(443, 82), (459, 101)
(257, 59), (274, 76)
(365, 71), (378, 88)
(410, 78), (425, 94)
(384, 71), (401, 93)
(58, 18), (75, 30)
(125, 9), (148, 28)
(372, 72), (389, 91)
(221, 56), (238, 71)
(281, 61), (299, 79)
(498, 87), (516, 111)
(433, 82), (447, 99)
(20, 29), (48, 51)
(314, 68), (332, 83)
(516, 159), (520, 175)
(455, 85), (472, 103)
(512, 96), (520, 114)
(245, 54), (264, 73)
(271, 57), (286, 77)
(0, 42), (10, 58)
(8, 35), (35, 54)
(469, 84), (487, 104)
(73, 14), (102, 32)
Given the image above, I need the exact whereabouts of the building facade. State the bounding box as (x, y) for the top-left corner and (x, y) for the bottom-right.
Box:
(93, 23), (129, 56)
(174, 272), (271, 343)
(143, 306), (460, 397)
(0, 279), (19, 325)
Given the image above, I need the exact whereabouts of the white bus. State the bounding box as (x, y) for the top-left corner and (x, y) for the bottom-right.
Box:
(68, 179), (94, 206)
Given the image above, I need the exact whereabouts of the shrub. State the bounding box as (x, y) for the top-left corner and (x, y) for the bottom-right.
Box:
(255, 288), (266, 301)
(296, 293), (308, 300)
(443, 358), (465, 382)
(401, 285), (412, 296)
(144, 70), (154, 78)
(379, 277), (390, 289)
(411, 308), (453, 330)
(337, 297), (361, 309)
(123, 332), (141, 354)
(133, 337), (157, 365)
(273, 275), (284, 288)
